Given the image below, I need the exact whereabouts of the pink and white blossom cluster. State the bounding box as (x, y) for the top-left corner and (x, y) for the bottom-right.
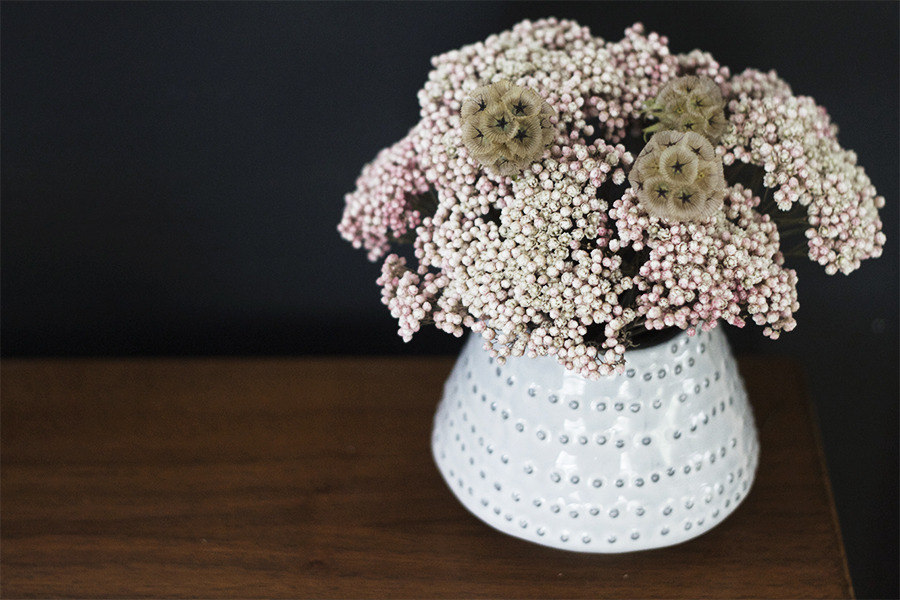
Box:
(339, 18), (885, 378)
(614, 184), (798, 338)
(721, 69), (886, 275)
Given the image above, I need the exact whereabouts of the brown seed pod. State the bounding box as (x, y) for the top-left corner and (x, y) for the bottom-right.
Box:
(629, 130), (726, 222)
(645, 76), (727, 143)
(460, 80), (557, 177)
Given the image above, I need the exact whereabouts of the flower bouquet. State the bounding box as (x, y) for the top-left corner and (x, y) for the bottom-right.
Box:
(338, 19), (885, 551)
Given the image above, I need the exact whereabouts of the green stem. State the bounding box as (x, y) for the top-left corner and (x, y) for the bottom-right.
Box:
(770, 217), (810, 225)
(783, 241), (810, 257)
(776, 225), (812, 236)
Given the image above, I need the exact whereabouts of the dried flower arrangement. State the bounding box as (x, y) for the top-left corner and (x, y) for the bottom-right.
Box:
(339, 19), (886, 379)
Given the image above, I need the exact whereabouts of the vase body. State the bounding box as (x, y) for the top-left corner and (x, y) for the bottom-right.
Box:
(431, 326), (758, 552)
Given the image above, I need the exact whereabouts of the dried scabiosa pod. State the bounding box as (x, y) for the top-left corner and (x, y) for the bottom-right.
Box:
(461, 80), (556, 177)
(629, 130), (726, 222)
(644, 75), (727, 143)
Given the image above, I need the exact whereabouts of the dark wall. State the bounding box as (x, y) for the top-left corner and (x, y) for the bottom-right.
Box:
(3, 2), (897, 596)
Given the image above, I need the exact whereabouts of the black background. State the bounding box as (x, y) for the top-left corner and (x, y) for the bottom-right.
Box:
(2, 2), (897, 596)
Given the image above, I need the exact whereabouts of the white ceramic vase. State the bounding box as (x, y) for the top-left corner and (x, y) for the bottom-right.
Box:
(431, 325), (759, 552)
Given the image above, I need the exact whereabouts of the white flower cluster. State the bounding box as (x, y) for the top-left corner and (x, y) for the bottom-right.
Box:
(615, 185), (799, 338)
(340, 19), (885, 378)
(722, 69), (886, 274)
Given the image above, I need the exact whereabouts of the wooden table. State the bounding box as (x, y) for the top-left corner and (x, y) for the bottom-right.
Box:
(1, 356), (853, 598)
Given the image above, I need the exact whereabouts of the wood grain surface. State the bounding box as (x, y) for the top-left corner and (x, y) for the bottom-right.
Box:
(1, 356), (852, 598)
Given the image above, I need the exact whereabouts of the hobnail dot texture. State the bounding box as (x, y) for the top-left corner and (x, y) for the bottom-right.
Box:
(431, 326), (759, 553)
